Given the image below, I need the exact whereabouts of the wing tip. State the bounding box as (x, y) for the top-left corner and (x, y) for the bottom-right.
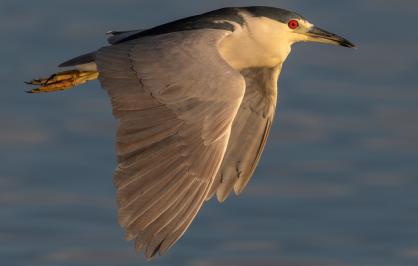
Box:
(216, 190), (231, 203)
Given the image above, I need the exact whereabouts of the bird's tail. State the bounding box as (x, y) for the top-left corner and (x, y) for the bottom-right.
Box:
(25, 70), (99, 93)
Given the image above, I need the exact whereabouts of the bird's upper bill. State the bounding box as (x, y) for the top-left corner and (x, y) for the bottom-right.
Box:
(306, 26), (356, 48)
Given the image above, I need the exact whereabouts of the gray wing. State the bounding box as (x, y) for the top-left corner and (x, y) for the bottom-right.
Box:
(207, 66), (281, 202)
(106, 30), (145, 45)
(95, 29), (245, 258)
(59, 30), (146, 67)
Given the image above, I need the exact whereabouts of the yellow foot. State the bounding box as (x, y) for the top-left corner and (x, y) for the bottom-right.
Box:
(25, 70), (99, 93)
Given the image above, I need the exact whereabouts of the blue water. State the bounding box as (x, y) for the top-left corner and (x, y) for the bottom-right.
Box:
(1, 1), (418, 265)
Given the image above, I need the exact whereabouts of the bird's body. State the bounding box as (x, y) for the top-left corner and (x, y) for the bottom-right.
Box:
(26, 6), (354, 259)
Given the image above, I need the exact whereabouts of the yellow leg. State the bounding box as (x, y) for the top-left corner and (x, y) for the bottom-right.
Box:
(25, 70), (99, 93)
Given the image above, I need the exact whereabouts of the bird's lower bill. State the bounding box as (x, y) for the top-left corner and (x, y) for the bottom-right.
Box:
(306, 26), (356, 48)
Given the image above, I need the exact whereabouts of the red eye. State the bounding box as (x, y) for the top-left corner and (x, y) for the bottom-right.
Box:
(288, 20), (299, 29)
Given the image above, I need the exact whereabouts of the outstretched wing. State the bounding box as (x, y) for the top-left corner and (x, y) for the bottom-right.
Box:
(95, 29), (245, 258)
(207, 66), (281, 202)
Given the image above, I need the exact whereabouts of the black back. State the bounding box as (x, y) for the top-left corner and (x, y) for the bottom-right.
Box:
(114, 7), (245, 44)
(114, 6), (303, 44)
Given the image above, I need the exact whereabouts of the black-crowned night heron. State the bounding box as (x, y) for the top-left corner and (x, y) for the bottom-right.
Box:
(26, 6), (355, 258)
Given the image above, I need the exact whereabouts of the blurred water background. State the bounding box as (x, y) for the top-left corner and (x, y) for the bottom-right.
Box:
(1, 1), (418, 265)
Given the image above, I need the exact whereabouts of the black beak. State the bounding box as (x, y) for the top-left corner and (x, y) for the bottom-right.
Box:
(307, 26), (356, 48)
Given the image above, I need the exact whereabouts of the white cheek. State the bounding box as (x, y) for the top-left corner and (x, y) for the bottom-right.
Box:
(293, 33), (310, 42)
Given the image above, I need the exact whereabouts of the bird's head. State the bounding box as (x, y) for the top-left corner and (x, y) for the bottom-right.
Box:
(216, 6), (356, 69)
(245, 6), (355, 48)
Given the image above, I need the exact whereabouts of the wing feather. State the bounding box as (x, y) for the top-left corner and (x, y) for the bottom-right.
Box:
(95, 29), (245, 258)
(207, 66), (281, 202)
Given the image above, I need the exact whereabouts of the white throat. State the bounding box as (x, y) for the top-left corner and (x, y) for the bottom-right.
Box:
(218, 12), (294, 70)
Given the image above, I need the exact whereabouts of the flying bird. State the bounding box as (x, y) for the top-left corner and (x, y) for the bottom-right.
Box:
(26, 6), (355, 259)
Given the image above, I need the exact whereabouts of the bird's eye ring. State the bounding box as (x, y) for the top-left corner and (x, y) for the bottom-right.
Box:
(288, 20), (299, 29)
